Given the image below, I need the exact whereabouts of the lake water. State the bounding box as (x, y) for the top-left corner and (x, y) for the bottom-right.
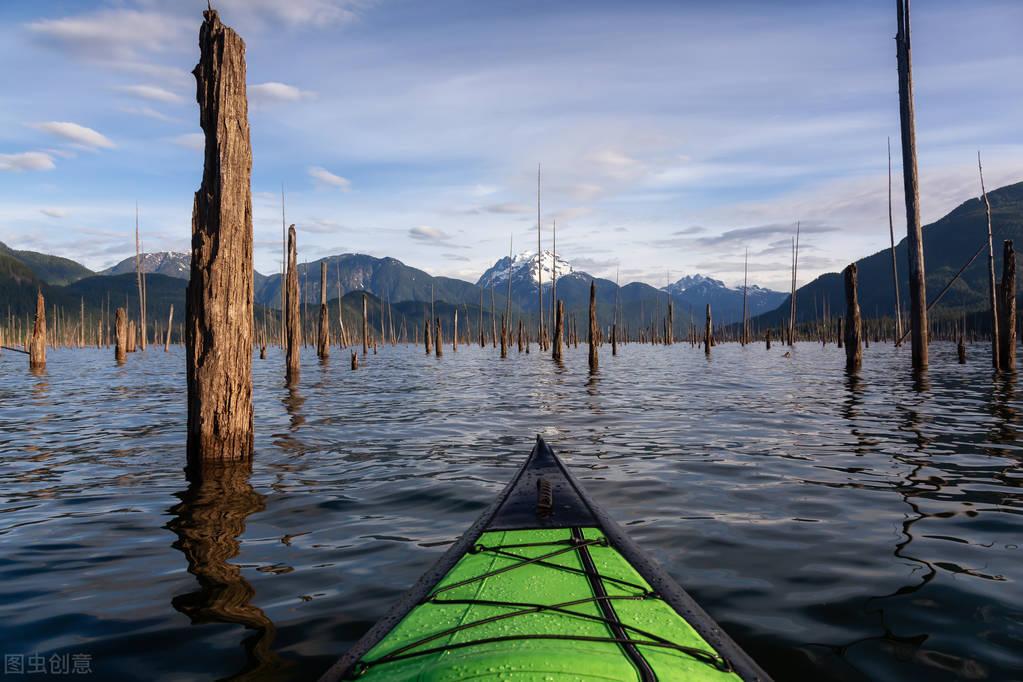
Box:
(1, 342), (1020, 680)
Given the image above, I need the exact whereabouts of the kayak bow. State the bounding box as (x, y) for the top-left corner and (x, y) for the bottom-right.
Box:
(320, 436), (770, 681)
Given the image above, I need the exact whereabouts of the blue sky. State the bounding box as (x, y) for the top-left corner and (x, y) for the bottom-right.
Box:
(0, 0), (1020, 290)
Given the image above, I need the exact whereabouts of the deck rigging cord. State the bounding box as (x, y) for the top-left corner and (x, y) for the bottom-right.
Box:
(351, 533), (733, 677)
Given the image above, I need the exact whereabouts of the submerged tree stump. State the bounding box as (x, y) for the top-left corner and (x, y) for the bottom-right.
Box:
(500, 315), (508, 358)
(552, 300), (564, 362)
(317, 261), (329, 359)
(704, 304), (712, 356)
(588, 282), (598, 372)
(1000, 240), (1016, 371)
(115, 307), (127, 363)
(351, 350), (358, 370)
(185, 8), (255, 465)
(285, 226), (300, 381)
(424, 316), (432, 355)
(434, 318), (443, 357)
(128, 320), (137, 353)
(29, 290), (46, 370)
(844, 264), (863, 371)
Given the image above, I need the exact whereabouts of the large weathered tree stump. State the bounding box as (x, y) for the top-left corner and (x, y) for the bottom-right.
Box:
(115, 307), (127, 363)
(424, 316), (432, 355)
(185, 8), (254, 464)
(999, 240), (1016, 371)
(285, 226), (300, 382)
(317, 261), (329, 359)
(844, 263), (863, 371)
(434, 318), (443, 357)
(29, 290), (46, 370)
(587, 281), (598, 372)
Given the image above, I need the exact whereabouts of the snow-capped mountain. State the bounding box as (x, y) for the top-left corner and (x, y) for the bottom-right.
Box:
(661, 274), (786, 322)
(102, 252), (191, 279)
(477, 250), (575, 289)
(662, 274), (726, 295)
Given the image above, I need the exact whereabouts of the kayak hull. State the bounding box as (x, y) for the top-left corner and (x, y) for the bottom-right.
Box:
(320, 437), (770, 681)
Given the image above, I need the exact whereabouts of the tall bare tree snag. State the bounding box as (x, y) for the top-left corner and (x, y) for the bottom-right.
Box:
(29, 290), (46, 370)
(165, 304), (174, 352)
(788, 224), (800, 346)
(979, 153), (1000, 369)
(115, 307), (127, 364)
(587, 281), (598, 372)
(887, 138), (904, 344)
(361, 293), (369, 356)
(844, 264), (863, 371)
(1000, 240), (1016, 371)
(284, 226), (301, 382)
(135, 204), (147, 351)
(186, 8), (254, 464)
(896, 0), (928, 369)
(317, 261), (329, 359)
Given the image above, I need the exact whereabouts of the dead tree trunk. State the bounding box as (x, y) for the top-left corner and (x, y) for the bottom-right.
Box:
(285, 226), (300, 381)
(704, 304), (712, 356)
(165, 304), (174, 351)
(980, 154), (1000, 369)
(317, 261), (329, 359)
(999, 240), (1016, 371)
(500, 315), (508, 358)
(115, 307), (127, 364)
(453, 309), (458, 352)
(434, 318), (443, 357)
(29, 290), (46, 369)
(358, 293), (368, 356)
(552, 300), (564, 362)
(424, 316), (432, 355)
(896, 0), (928, 369)
(185, 8), (255, 465)
(887, 137), (904, 344)
(128, 320), (137, 353)
(844, 264), (863, 371)
(587, 281), (598, 372)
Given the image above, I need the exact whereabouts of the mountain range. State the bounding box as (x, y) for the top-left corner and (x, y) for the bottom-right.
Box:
(751, 179), (1023, 331)
(3, 178), (1021, 339)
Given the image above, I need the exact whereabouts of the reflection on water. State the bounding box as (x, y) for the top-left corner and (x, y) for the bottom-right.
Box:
(0, 343), (1021, 681)
(167, 462), (281, 679)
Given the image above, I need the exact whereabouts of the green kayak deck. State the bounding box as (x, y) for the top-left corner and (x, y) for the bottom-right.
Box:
(320, 438), (770, 681)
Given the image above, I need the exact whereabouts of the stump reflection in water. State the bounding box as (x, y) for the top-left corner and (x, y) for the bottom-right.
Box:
(168, 461), (280, 679)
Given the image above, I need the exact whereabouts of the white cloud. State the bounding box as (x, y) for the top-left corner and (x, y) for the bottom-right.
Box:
(33, 122), (115, 150)
(40, 208), (68, 219)
(308, 166), (351, 191)
(0, 152), (55, 172)
(28, 10), (191, 61)
(172, 133), (204, 151)
(217, 0), (361, 27)
(409, 225), (453, 243)
(121, 106), (178, 123)
(250, 82), (315, 103)
(115, 84), (182, 103)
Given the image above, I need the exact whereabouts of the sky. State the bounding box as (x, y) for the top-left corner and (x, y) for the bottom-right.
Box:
(0, 0), (1020, 291)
